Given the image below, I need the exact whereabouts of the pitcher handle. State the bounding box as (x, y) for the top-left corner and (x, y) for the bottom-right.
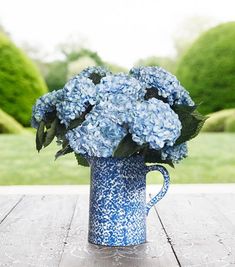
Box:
(146, 165), (170, 216)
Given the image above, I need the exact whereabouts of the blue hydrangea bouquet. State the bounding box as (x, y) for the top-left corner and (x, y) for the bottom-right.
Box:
(31, 66), (206, 167)
(32, 66), (207, 246)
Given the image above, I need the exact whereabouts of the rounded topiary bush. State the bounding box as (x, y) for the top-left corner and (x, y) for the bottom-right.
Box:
(0, 108), (25, 134)
(225, 116), (235, 132)
(176, 22), (235, 114)
(202, 108), (235, 132)
(0, 32), (47, 126)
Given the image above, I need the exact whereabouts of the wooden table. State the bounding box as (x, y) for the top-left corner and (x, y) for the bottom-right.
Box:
(0, 185), (234, 267)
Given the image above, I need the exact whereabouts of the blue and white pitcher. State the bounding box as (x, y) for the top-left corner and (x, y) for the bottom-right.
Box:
(87, 155), (170, 247)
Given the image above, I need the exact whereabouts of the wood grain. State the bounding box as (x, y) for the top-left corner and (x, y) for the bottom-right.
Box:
(205, 193), (235, 227)
(59, 194), (179, 267)
(154, 193), (235, 267)
(0, 186), (235, 267)
(0, 195), (77, 267)
(0, 195), (24, 224)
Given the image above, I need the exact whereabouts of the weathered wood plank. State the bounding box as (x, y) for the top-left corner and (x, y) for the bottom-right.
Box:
(0, 184), (234, 195)
(205, 193), (235, 226)
(0, 195), (24, 224)
(0, 187), (234, 267)
(154, 194), (235, 267)
(0, 195), (77, 267)
(59, 194), (179, 267)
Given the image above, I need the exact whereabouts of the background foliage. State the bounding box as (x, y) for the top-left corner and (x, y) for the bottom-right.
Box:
(135, 56), (176, 73)
(0, 32), (48, 126)
(43, 48), (127, 91)
(202, 109), (235, 132)
(1, 20), (235, 184)
(176, 22), (235, 114)
(0, 133), (234, 184)
(0, 108), (25, 134)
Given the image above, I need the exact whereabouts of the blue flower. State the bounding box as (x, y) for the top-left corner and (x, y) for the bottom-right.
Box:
(127, 98), (182, 149)
(66, 104), (127, 157)
(32, 66), (194, 159)
(161, 142), (188, 163)
(96, 74), (146, 102)
(56, 76), (96, 127)
(130, 66), (194, 106)
(95, 74), (146, 124)
(31, 89), (63, 128)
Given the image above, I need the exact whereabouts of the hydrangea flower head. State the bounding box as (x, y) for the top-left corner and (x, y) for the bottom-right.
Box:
(66, 104), (127, 157)
(31, 65), (200, 161)
(95, 74), (146, 124)
(128, 98), (182, 149)
(31, 89), (63, 128)
(130, 66), (194, 106)
(56, 76), (96, 127)
(161, 142), (188, 163)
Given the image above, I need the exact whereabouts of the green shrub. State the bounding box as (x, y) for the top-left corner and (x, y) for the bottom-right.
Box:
(225, 116), (235, 132)
(0, 108), (25, 134)
(202, 109), (235, 132)
(176, 22), (235, 114)
(0, 32), (48, 126)
(45, 60), (68, 91)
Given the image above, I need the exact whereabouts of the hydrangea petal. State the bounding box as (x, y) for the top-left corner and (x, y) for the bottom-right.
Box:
(56, 76), (96, 126)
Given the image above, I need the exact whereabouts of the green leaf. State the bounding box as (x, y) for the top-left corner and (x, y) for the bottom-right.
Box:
(55, 122), (67, 145)
(44, 118), (58, 148)
(144, 148), (174, 168)
(173, 104), (208, 145)
(75, 153), (89, 167)
(36, 121), (45, 152)
(89, 72), (103, 85)
(55, 144), (73, 160)
(56, 122), (66, 135)
(144, 87), (168, 103)
(67, 117), (83, 130)
(113, 133), (144, 158)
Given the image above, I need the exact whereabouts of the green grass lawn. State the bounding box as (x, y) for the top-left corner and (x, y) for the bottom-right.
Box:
(0, 133), (235, 185)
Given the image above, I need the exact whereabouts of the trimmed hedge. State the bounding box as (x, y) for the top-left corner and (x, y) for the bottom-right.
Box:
(0, 108), (25, 134)
(202, 109), (235, 132)
(176, 22), (235, 114)
(0, 32), (47, 126)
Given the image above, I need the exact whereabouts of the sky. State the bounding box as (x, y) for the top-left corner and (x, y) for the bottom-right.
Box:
(0, 0), (235, 67)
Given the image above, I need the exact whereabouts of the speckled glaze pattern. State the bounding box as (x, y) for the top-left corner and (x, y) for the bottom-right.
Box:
(87, 155), (170, 247)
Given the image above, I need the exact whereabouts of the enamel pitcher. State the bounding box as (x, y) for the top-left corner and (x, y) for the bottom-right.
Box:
(87, 155), (170, 246)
